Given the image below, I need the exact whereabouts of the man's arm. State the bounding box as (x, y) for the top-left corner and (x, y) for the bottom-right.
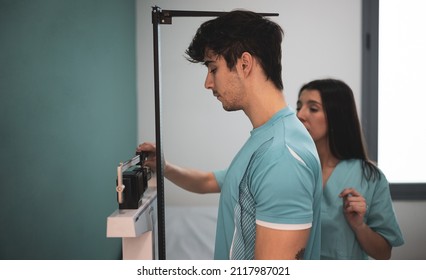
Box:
(137, 142), (220, 194)
(254, 224), (310, 260)
(164, 162), (220, 194)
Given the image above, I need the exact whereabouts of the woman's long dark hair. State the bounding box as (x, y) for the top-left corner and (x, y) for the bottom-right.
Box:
(299, 79), (380, 181)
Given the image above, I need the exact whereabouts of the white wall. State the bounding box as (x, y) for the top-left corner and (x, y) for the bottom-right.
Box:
(136, 0), (426, 259)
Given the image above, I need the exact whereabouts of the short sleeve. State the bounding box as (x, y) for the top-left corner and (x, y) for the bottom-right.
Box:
(251, 150), (315, 226)
(367, 174), (405, 247)
(213, 169), (227, 190)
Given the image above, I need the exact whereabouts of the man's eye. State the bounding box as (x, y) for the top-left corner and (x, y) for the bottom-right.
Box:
(210, 68), (217, 74)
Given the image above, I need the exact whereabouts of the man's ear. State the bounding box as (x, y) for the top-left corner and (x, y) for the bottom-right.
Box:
(240, 52), (253, 76)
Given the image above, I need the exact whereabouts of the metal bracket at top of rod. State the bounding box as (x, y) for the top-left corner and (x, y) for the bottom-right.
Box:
(152, 5), (279, 25)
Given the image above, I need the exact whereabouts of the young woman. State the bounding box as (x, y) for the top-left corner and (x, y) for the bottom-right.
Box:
(296, 78), (404, 259)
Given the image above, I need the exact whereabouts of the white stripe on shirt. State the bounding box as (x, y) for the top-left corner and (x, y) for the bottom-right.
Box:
(256, 220), (312, 230)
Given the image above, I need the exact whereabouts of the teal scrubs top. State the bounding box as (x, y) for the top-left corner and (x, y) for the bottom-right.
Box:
(321, 159), (404, 259)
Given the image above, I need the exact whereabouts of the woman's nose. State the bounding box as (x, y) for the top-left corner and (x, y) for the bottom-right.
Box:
(296, 107), (306, 121)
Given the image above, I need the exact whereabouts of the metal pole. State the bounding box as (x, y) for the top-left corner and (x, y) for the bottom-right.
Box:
(151, 6), (166, 260)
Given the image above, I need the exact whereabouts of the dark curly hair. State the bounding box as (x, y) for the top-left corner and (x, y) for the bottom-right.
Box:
(185, 10), (284, 90)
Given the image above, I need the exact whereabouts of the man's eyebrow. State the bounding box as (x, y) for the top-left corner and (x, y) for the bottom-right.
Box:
(203, 60), (213, 67)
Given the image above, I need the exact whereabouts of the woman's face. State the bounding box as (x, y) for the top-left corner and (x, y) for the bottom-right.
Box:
(296, 89), (328, 144)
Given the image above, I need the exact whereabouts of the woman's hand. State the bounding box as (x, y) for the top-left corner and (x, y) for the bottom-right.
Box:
(339, 188), (368, 231)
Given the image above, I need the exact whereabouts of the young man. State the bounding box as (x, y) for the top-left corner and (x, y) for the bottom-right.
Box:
(138, 10), (322, 260)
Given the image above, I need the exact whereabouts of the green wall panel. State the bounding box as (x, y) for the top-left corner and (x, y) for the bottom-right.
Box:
(0, 0), (136, 259)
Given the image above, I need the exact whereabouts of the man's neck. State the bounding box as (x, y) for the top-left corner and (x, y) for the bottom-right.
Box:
(244, 87), (287, 128)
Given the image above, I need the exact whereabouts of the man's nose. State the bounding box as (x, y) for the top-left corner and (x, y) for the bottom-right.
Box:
(204, 73), (213, 89)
